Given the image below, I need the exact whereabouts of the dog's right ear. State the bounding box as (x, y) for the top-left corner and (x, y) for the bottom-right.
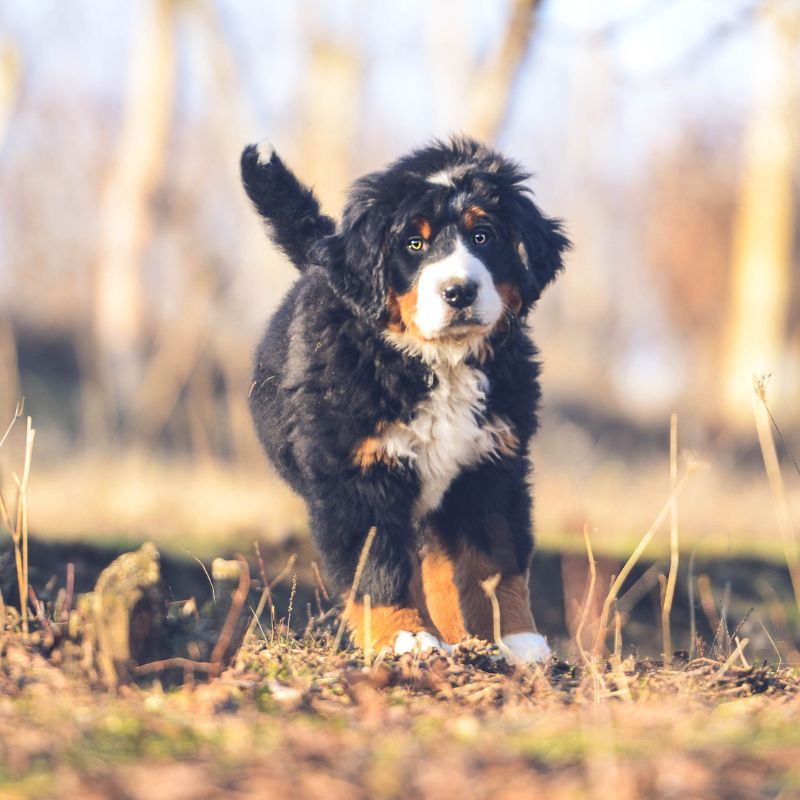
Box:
(311, 178), (391, 321)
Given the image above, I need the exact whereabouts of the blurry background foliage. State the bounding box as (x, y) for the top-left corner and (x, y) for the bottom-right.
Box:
(0, 0), (798, 562)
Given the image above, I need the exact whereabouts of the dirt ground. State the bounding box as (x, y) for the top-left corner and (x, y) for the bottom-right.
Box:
(1, 628), (799, 800)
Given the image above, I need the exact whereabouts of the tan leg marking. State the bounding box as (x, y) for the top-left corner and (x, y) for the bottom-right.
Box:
(455, 551), (535, 641)
(420, 546), (467, 644)
(343, 602), (434, 651)
(422, 519), (535, 644)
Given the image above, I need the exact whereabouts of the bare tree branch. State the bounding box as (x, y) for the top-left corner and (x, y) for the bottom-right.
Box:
(467, 0), (541, 143)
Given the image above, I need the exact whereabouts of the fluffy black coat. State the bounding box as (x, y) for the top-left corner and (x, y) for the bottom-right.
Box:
(241, 137), (568, 612)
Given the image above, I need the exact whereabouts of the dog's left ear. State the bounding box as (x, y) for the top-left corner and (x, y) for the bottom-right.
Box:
(312, 182), (391, 321)
(506, 192), (570, 311)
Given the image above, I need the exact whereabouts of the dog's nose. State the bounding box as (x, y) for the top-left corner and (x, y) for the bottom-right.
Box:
(441, 279), (478, 309)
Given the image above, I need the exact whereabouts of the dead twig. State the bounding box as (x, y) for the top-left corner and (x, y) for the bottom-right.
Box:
(575, 524), (605, 698)
(8, 416), (35, 636)
(0, 397), (23, 450)
(185, 551), (215, 605)
(27, 586), (53, 636)
(715, 638), (750, 681)
(210, 557), (250, 666)
(594, 467), (697, 654)
(363, 593), (372, 666)
(135, 657), (219, 678)
(753, 376), (800, 618)
(661, 413), (679, 664)
(480, 573), (506, 654)
(244, 552), (298, 646)
(332, 526), (377, 653)
(64, 563), (75, 621)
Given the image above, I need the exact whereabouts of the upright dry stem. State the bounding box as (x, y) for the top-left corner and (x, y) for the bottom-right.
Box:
(480, 573), (504, 650)
(332, 525), (377, 652)
(753, 377), (800, 618)
(594, 469), (694, 654)
(0, 398), (23, 450)
(363, 593), (372, 666)
(575, 525), (597, 665)
(662, 413), (680, 664)
(9, 416), (34, 635)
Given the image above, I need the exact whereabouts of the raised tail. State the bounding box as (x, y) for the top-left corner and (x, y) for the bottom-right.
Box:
(241, 140), (336, 270)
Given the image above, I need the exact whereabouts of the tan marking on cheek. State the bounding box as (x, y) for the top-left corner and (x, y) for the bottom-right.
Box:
(421, 546), (467, 644)
(343, 601), (433, 650)
(497, 282), (523, 315)
(463, 205), (487, 230)
(386, 286), (428, 343)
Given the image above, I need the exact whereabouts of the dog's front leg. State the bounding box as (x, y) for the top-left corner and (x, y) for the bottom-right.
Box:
(310, 501), (448, 656)
(421, 465), (552, 663)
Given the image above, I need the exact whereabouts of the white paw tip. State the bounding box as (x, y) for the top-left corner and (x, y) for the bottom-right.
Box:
(393, 630), (450, 656)
(502, 632), (552, 663)
(255, 138), (275, 165)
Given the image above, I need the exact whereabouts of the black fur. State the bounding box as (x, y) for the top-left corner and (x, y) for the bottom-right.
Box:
(243, 136), (569, 614)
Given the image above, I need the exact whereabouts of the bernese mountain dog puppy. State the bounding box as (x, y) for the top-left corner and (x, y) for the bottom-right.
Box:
(241, 136), (568, 662)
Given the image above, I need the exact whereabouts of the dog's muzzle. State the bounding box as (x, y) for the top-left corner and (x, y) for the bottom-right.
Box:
(414, 240), (503, 338)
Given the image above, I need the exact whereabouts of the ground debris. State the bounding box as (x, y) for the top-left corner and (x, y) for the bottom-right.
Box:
(3, 543), (800, 798)
(2, 543), (257, 689)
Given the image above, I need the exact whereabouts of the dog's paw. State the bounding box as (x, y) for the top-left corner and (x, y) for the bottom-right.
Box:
(501, 632), (552, 664)
(393, 630), (452, 657)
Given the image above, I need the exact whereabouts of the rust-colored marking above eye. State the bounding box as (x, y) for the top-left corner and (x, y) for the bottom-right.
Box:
(416, 218), (432, 240)
(463, 205), (487, 230)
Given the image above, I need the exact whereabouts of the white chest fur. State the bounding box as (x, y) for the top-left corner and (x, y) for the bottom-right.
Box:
(377, 361), (512, 518)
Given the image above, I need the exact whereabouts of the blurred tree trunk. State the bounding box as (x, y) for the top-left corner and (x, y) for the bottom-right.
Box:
(0, 43), (21, 416)
(191, 0), (279, 463)
(0, 41), (20, 148)
(466, 0), (540, 143)
(720, 7), (799, 429)
(94, 0), (176, 431)
(298, 34), (361, 215)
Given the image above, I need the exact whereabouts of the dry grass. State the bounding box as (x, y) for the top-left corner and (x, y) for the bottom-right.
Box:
(16, 445), (797, 566)
(0, 403), (34, 636)
(754, 376), (800, 615)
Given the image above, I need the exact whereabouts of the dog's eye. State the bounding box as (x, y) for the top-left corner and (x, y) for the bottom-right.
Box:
(407, 237), (425, 253)
(473, 229), (491, 246)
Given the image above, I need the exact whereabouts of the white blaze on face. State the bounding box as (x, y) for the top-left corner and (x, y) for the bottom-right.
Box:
(413, 239), (503, 338)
